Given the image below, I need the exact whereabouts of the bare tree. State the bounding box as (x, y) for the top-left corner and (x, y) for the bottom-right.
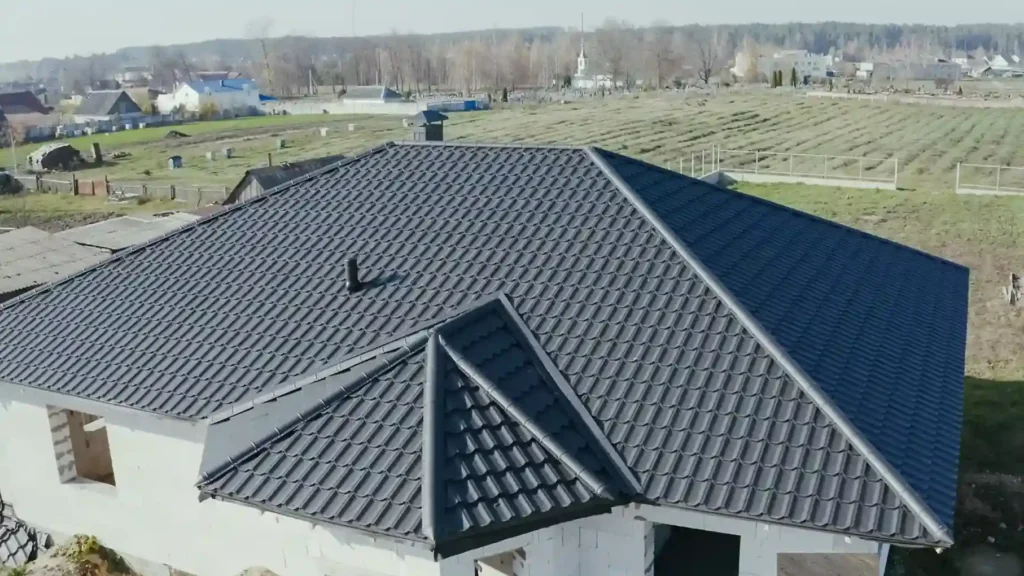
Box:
(245, 17), (275, 93)
(695, 30), (720, 86)
(646, 21), (676, 89)
(596, 19), (631, 87)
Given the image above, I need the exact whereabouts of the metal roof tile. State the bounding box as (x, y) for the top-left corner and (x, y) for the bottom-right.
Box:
(0, 143), (965, 548)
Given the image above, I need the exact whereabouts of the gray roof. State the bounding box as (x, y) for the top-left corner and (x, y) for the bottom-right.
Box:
(225, 155), (347, 205)
(0, 143), (968, 550)
(409, 110), (449, 125)
(55, 213), (200, 252)
(75, 90), (142, 117)
(199, 295), (626, 555)
(0, 227), (109, 297)
(342, 86), (404, 101)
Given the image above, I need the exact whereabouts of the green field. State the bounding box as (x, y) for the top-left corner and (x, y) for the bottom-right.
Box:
(11, 91), (1024, 191)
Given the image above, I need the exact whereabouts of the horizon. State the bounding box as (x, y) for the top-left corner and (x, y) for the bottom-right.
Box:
(5, 0), (1024, 64)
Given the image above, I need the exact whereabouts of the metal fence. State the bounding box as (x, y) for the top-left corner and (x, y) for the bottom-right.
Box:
(686, 145), (899, 185)
(956, 162), (1024, 196)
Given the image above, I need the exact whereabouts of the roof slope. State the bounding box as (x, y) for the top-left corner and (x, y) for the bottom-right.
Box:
(595, 149), (969, 532)
(0, 92), (48, 115)
(343, 86), (403, 101)
(0, 143), (967, 546)
(0, 227), (110, 297)
(75, 91), (142, 117)
(186, 79), (259, 94)
(199, 297), (624, 555)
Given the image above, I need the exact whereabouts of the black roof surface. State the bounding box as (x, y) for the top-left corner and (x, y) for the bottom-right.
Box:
(0, 142), (968, 550)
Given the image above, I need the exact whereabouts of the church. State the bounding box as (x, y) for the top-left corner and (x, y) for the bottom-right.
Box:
(571, 20), (618, 90)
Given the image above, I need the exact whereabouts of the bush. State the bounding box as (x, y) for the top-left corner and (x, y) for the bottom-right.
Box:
(197, 102), (219, 121)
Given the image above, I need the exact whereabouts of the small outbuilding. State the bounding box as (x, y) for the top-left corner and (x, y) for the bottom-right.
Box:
(26, 144), (84, 172)
(224, 154), (346, 205)
(409, 110), (448, 142)
(168, 156), (183, 170)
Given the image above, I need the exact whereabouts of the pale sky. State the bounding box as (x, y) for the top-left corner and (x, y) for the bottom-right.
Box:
(4, 0), (1022, 63)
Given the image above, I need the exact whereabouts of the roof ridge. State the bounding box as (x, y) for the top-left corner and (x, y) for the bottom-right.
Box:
(437, 336), (615, 499)
(584, 146), (954, 545)
(0, 144), (392, 314)
(197, 337), (428, 488)
(206, 331), (430, 424)
(489, 293), (643, 496)
(606, 148), (967, 273)
(395, 141), (587, 151)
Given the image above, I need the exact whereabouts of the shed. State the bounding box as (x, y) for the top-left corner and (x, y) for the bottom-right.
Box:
(224, 154), (346, 205)
(168, 156), (183, 170)
(408, 110), (449, 126)
(341, 86), (405, 102)
(409, 110), (448, 142)
(26, 144), (84, 172)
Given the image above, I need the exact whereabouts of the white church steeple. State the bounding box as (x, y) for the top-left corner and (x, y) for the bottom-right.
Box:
(577, 13), (588, 76)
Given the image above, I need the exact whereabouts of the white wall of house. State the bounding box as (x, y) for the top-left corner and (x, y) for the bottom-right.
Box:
(760, 52), (831, 80)
(0, 397), (887, 576)
(156, 84), (260, 114)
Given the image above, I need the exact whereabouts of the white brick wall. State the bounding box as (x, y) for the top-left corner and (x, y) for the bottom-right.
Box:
(0, 401), (441, 576)
(0, 399), (885, 576)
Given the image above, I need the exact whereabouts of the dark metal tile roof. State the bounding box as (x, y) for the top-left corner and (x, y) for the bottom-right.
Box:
(199, 296), (623, 553)
(0, 142), (967, 547)
(595, 149), (969, 534)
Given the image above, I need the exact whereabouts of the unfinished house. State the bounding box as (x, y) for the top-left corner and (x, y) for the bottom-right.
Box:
(0, 143), (969, 576)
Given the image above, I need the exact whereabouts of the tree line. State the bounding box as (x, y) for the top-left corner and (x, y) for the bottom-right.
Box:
(4, 21), (1024, 96)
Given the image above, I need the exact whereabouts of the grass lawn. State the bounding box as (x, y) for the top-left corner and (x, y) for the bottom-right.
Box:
(0, 192), (181, 232)
(735, 182), (1024, 576)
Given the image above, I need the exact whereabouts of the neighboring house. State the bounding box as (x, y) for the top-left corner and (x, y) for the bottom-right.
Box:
(114, 66), (153, 87)
(0, 227), (109, 304)
(342, 86), (406, 102)
(0, 91), (55, 128)
(195, 71), (244, 82)
(756, 50), (831, 81)
(224, 154), (346, 205)
(73, 90), (144, 123)
(870, 60), (962, 83)
(0, 143), (969, 576)
(983, 55), (1024, 77)
(124, 88), (164, 111)
(156, 79), (262, 114)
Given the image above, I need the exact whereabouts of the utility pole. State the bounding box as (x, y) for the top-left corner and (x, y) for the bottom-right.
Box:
(9, 129), (17, 176)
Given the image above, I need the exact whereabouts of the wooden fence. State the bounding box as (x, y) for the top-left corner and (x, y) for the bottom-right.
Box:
(15, 174), (229, 205)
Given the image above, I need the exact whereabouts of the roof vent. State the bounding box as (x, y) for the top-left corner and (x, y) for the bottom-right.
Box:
(346, 257), (362, 293)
